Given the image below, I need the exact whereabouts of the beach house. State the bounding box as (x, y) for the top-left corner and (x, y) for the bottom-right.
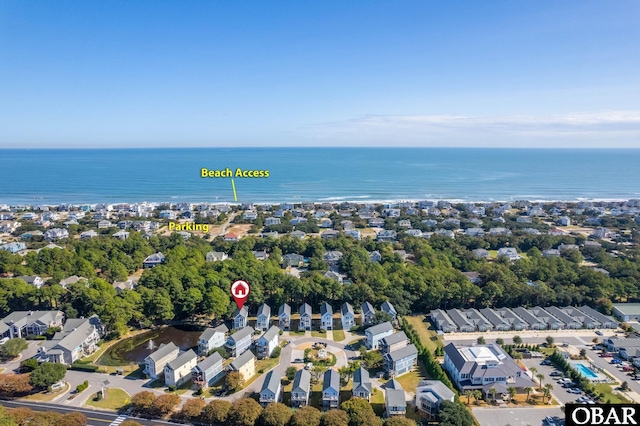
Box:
(144, 343), (179, 380)
(192, 352), (225, 388)
(197, 324), (228, 356)
(164, 349), (197, 387)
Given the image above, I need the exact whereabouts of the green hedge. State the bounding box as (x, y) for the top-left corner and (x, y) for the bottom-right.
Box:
(70, 363), (99, 372)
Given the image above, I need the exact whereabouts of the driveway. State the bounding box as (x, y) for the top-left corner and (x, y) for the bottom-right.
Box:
(0, 341), (41, 374)
(473, 407), (564, 426)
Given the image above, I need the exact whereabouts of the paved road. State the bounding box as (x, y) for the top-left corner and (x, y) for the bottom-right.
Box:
(0, 399), (181, 426)
(473, 406), (563, 426)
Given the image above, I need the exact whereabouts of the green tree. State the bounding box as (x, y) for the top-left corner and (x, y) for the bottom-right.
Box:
(360, 349), (383, 370)
(19, 358), (39, 373)
(340, 397), (382, 426)
(29, 362), (67, 390)
(477, 336), (486, 345)
(320, 409), (349, 426)
(290, 406), (322, 426)
(0, 338), (28, 359)
(512, 335), (522, 344)
(545, 336), (554, 348)
(285, 366), (297, 381)
(495, 338), (504, 345)
(437, 401), (476, 426)
(257, 402), (291, 426)
(202, 286), (231, 318)
(226, 398), (263, 426)
(384, 418), (416, 426)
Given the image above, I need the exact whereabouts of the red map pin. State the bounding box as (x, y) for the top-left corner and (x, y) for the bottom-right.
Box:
(230, 280), (250, 310)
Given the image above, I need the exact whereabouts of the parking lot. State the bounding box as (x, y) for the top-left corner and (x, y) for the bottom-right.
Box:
(520, 357), (581, 406)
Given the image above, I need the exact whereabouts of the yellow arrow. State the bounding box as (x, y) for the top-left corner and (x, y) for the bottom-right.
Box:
(231, 179), (238, 202)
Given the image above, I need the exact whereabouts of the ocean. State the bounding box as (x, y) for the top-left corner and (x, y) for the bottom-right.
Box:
(1, 148), (639, 205)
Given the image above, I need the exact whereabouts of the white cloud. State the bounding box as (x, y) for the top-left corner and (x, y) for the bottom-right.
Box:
(303, 110), (640, 147)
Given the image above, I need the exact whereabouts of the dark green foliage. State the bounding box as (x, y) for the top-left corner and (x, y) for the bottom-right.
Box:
(29, 362), (67, 389)
(437, 400), (477, 425)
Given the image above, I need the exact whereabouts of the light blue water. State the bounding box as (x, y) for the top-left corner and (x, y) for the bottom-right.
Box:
(574, 363), (598, 379)
(1, 148), (639, 204)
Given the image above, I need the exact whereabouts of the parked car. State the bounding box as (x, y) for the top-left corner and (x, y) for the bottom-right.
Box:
(611, 359), (623, 364)
(600, 353), (614, 358)
(293, 358), (304, 363)
(541, 359), (552, 366)
(550, 371), (563, 377)
(623, 366), (635, 372)
(545, 416), (556, 426)
(568, 388), (582, 394)
(596, 330), (603, 336)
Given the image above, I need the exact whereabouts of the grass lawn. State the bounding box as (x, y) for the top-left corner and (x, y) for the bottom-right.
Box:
(289, 330), (306, 336)
(311, 331), (328, 338)
(595, 384), (632, 404)
(404, 315), (443, 353)
(332, 329), (346, 342)
(257, 357), (280, 373)
(23, 383), (70, 402)
(346, 339), (365, 351)
(370, 388), (385, 417)
(85, 388), (131, 410)
(390, 359), (431, 393)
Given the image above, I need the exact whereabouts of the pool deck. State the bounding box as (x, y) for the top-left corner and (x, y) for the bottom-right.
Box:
(570, 360), (609, 383)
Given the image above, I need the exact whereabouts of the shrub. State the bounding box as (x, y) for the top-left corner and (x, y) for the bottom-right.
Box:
(271, 346), (281, 358)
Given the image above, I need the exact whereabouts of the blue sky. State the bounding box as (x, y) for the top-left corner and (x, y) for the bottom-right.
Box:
(1, 1), (639, 148)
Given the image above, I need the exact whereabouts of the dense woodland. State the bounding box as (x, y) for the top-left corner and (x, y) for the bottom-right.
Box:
(1, 222), (639, 337)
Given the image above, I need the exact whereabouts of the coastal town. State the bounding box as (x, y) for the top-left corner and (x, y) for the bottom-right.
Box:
(1, 198), (640, 425)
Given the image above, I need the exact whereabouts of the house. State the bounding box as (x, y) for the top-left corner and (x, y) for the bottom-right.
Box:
(320, 302), (333, 331)
(282, 253), (304, 268)
(321, 230), (339, 240)
(206, 251), (228, 262)
(377, 230), (397, 242)
(253, 250), (269, 261)
(164, 349), (197, 387)
(0, 310), (64, 339)
(256, 304), (271, 331)
(278, 304), (292, 330)
(80, 230), (98, 239)
(39, 315), (104, 365)
(511, 307), (546, 330)
(323, 251), (343, 266)
(112, 230), (130, 240)
(415, 380), (455, 419)
(259, 370), (283, 407)
(577, 305), (617, 328)
(443, 343), (536, 392)
(385, 380), (407, 417)
(352, 366), (372, 400)
(380, 331), (408, 355)
(257, 325), (280, 359)
(324, 271), (343, 284)
(265, 217), (281, 226)
(381, 301), (397, 321)
(369, 251), (382, 263)
(472, 249), (490, 259)
(192, 352), (225, 388)
(478, 308), (511, 331)
(112, 279), (135, 293)
(0, 242), (27, 253)
(384, 344), (418, 378)
(322, 369), (341, 410)
(430, 309), (458, 333)
(224, 233), (239, 242)
(59, 276), (86, 289)
(159, 210), (177, 220)
(368, 218), (385, 227)
(233, 306), (249, 330)
(341, 303), (355, 330)
(291, 369), (312, 407)
(229, 350), (256, 383)
(542, 249), (561, 258)
(197, 324), (228, 356)
(242, 211), (258, 221)
(497, 247), (521, 261)
(44, 228), (69, 241)
(465, 228), (485, 237)
(226, 326), (254, 357)
(144, 343), (179, 379)
(361, 302), (376, 326)
(365, 321), (394, 350)
(143, 252), (165, 268)
(290, 230), (306, 239)
(16, 276), (45, 289)
(299, 303), (312, 331)
(97, 220), (112, 229)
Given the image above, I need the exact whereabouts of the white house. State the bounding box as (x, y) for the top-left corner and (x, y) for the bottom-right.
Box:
(256, 325), (280, 359)
(341, 303), (355, 330)
(197, 324), (228, 356)
(144, 342), (179, 380)
(365, 321), (394, 350)
(233, 306), (249, 330)
(256, 304), (271, 331)
(299, 303), (312, 331)
(164, 349), (198, 387)
(320, 302), (333, 331)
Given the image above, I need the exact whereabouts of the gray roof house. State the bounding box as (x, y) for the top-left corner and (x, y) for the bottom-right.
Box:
(299, 303), (312, 331)
(361, 302), (376, 326)
(257, 325), (280, 360)
(39, 315), (103, 365)
(479, 308), (511, 331)
(226, 326), (254, 357)
(446, 309), (475, 332)
(1, 310), (64, 339)
(443, 343), (536, 392)
(544, 306), (581, 329)
(192, 352), (225, 388)
(384, 344), (418, 378)
(415, 380), (455, 419)
(365, 321), (394, 350)
(256, 304), (271, 331)
(143, 252), (165, 268)
(341, 303), (355, 331)
(198, 324), (228, 356)
(493, 308), (529, 331)
(352, 366), (372, 400)
(511, 307), (546, 330)
(381, 301), (397, 320)
(233, 306), (249, 330)
(577, 305), (617, 329)
(259, 370), (283, 407)
(144, 342), (179, 380)
(322, 369), (341, 410)
(282, 253), (304, 268)
(278, 303), (292, 330)
(291, 369), (312, 407)
(385, 380), (407, 417)
(430, 309), (457, 333)
(380, 331), (409, 355)
(320, 302), (333, 331)
(165, 349), (198, 388)
(529, 306), (564, 330)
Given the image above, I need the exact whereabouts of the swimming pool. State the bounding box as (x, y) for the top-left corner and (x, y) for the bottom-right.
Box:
(574, 363), (598, 379)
